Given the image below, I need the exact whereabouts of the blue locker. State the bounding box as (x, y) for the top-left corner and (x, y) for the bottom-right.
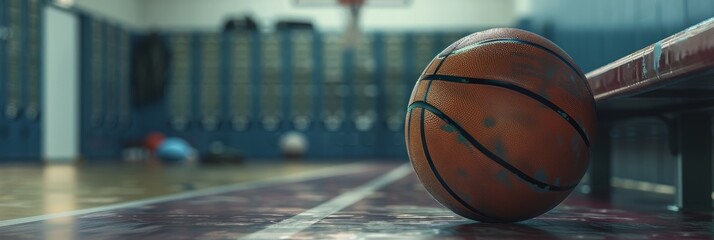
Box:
(24, 0), (42, 159)
(226, 31), (260, 157)
(284, 30), (319, 158)
(117, 28), (132, 131)
(316, 33), (348, 157)
(165, 34), (188, 133)
(219, 32), (231, 130)
(103, 25), (116, 130)
(80, 17), (98, 158)
(308, 31), (322, 158)
(81, 18), (115, 159)
(247, 31), (262, 156)
(0, 0), (6, 159)
(79, 15), (89, 157)
(3, 0), (25, 159)
(188, 33), (203, 151)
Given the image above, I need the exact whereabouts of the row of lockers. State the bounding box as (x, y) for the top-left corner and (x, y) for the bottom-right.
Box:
(159, 31), (465, 132)
(79, 15), (137, 159)
(0, 0), (43, 159)
(97, 30), (467, 158)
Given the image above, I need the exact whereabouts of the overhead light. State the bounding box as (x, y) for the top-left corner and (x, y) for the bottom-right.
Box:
(55, 0), (75, 8)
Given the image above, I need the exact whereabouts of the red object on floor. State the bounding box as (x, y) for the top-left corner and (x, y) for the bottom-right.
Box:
(144, 132), (165, 153)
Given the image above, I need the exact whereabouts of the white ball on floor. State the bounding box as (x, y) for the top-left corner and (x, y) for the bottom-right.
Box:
(279, 131), (308, 159)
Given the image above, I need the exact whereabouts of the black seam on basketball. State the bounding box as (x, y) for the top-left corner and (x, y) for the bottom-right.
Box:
(433, 58), (446, 74)
(452, 37), (597, 109)
(432, 37), (465, 75)
(409, 101), (577, 192)
(418, 103), (503, 222)
(423, 80), (434, 102)
(453, 38), (585, 79)
(414, 39), (504, 222)
(406, 105), (413, 159)
(421, 74), (590, 147)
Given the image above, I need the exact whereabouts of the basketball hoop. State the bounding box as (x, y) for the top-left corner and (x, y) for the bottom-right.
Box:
(340, 0), (364, 50)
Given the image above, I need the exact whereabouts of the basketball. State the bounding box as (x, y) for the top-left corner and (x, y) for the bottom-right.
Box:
(405, 28), (596, 222)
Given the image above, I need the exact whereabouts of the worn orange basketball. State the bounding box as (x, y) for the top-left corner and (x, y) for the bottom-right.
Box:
(405, 28), (596, 222)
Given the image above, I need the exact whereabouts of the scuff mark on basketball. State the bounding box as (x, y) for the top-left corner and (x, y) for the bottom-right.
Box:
(441, 124), (456, 133)
(457, 168), (468, 177)
(529, 169), (549, 192)
(497, 170), (513, 189)
(457, 134), (469, 147)
(443, 123), (474, 153)
(483, 117), (495, 128)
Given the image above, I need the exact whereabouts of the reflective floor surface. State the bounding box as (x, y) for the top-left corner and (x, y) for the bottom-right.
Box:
(0, 161), (711, 239)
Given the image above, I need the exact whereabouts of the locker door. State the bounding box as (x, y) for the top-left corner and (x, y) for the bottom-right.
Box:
(260, 33), (282, 131)
(89, 20), (105, 127)
(229, 32), (252, 131)
(200, 34), (221, 131)
(117, 29), (131, 129)
(5, 0), (22, 120)
(321, 34), (344, 132)
(104, 26), (117, 128)
(290, 30), (314, 131)
(25, 0), (40, 122)
(168, 35), (192, 131)
(383, 33), (406, 132)
(23, 0), (41, 158)
(352, 35), (376, 132)
(0, 0), (7, 157)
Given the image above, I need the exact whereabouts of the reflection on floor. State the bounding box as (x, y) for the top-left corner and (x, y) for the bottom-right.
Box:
(0, 161), (340, 220)
(0, 162), (711, 239)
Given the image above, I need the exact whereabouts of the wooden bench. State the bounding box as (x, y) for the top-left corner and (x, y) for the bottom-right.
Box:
(586, 17), (714, 210)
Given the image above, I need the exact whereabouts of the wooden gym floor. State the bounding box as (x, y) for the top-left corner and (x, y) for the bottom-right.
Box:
(0, 161), (711, 239)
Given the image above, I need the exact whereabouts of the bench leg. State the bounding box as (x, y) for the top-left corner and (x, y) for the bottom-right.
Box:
(676, 112), (713, 211)
(590, 116), (612, 199)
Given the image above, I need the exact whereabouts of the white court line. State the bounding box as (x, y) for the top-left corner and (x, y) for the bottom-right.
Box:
(0, 163), (370, 228)
(241, 163), (412, 240)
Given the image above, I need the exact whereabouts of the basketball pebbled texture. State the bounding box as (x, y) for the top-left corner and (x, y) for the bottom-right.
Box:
(405, 28), (596, 222)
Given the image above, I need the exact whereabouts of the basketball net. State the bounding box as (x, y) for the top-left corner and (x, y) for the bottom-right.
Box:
(341, 0), (364, 51)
